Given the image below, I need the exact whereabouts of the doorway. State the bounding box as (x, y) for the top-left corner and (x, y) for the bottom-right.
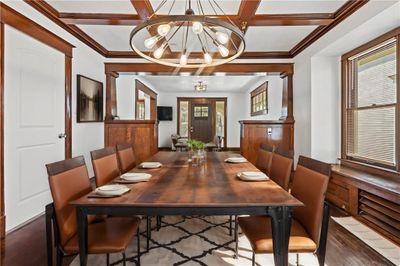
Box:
(178, 97), (227, 148)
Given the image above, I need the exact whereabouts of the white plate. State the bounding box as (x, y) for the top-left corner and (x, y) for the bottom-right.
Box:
(95, 187), (130, 196)
(225, 157), (247, 163)
(140, 162), (162, 168)
(97, 184), (126, 191)
(237, 171), (269, 181)
(121, 172), (152, 182)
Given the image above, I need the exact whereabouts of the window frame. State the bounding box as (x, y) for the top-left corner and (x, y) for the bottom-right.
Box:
(341, 27), (400, 173)
(250, 82), (268, 116)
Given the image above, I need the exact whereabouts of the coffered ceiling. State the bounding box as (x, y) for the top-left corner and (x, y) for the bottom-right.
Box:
(25, 0), (369, 59)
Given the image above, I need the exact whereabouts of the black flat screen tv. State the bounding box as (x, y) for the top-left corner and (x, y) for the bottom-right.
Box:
(157, 106), (173, 121)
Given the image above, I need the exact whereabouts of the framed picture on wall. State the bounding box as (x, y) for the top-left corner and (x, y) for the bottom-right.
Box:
(77, 75), (104, 122)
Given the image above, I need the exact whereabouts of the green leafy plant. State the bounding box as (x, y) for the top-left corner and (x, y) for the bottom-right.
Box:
(187, 139), (206, 150)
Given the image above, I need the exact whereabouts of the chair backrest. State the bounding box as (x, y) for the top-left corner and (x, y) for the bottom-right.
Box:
(46, 156), (93, 247)
(255, 144), (274, 175)
(292, 156), (330, 246)
(91, 147), (120, 187)
(116, 143), (136, 174)
(269, 148), (293, 191)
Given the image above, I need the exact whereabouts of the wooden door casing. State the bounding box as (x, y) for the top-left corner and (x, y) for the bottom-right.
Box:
(191, 103), (213, 143)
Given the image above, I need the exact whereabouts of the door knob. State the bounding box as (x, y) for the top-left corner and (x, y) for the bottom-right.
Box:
(58, 133), (67, 139)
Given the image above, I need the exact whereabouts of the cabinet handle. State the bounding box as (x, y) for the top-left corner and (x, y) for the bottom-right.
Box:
(267, 128), (272, 135)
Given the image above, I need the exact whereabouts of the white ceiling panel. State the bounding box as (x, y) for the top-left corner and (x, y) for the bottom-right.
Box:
(136, 75), (266, 92)
(150, 0), (241, 15)
(256, 0), (347, 14)
(47, 0), (136, 14)
(244, 26), (318, 51)
(78, 25), (149, 51)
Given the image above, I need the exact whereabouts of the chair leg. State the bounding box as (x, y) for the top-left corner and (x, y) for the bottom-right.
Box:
(316, 202), (330, 266)
(56, 248), (63, 266)
(122, 252), (126, 266)
(229, 215), (233, 236)
(252, 252), (255, 266)
(146, 216), (150, 251)
(137, 228), (141, 266)
(296, 253), (299, 266)
(234, 216), (239, 259)
(106, 253), (110, 266)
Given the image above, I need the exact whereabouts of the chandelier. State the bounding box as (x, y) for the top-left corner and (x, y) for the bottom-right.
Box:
(129, 0), (245, 68)
(194, 81), (207, 92)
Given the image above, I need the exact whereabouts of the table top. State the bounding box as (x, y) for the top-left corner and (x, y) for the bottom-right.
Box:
(72, 152), (302, 208)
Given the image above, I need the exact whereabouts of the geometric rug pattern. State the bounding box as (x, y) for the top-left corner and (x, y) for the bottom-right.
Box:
(72, 216), (323, 266)
(332, 216), (400, 266)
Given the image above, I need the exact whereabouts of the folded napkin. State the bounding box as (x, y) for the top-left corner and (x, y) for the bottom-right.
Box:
(225, 157), (247, 163)
(121, 172), (152, 182)
(237, 171), (269, 181)
(140, 162), (162, 168)
(93, 184), (130, 197)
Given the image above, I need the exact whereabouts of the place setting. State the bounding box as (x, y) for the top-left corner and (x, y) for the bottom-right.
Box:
(88, 184), (131, 198)
(114, 172), (152, 184)
(224, 156), (248, 163)
(236, 171), (269, 181)
(139, 161), (163, 169)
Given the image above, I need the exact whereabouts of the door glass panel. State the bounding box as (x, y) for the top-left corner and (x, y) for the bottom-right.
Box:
(179, 101), (189, 137)
(216, 101), (225, 147)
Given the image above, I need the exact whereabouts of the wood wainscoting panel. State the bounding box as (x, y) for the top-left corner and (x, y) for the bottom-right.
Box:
(239, 120), (294, 165)
(104, 120), (158, 163)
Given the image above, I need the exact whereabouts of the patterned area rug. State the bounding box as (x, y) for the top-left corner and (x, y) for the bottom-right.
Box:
(71, 216), (322, 266)
(332, 216), (400, 266)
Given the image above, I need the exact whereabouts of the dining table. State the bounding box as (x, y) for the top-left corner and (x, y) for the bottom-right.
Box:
(72, 151), (303, 266)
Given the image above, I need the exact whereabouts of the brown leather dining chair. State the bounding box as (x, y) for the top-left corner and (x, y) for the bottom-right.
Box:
(237, 156), (331, 266)
(255, 143), (275, 175)
(91, 147), (120, 187)
(45, 156), (141, 266)
(116, 143), (136, 174)
(269, 147), (293, 191)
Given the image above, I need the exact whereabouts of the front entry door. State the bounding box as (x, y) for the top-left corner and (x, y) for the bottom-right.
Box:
(190, 103), (213, 143)
(4, 26), (66, 231)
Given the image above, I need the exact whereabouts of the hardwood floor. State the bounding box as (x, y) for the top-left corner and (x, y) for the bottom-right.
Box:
(0, 210), (394, 266)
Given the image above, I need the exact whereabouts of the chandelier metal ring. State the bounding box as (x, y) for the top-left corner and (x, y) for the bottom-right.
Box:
(129, 15), (246, 68)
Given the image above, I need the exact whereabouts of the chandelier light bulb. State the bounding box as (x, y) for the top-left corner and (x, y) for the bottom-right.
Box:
(157, 23), (171, 37)
(216, 31), (229, 45)
(204, 52), (212, 64)
(154, 46), (165, 59)
(180, 53), (188, 66)
(218, 44), (229, 57)
(192, 21), (204, 34)
(144, 35), (160, 49)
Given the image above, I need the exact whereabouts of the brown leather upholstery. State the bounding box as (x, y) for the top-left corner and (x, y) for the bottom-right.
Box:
(255, 147), (273, 175)
(238, 155), (330, 255)
(46, 156), (140, 256)
(64, 217), (140, 254)
(91, 147), (120, 187)
(238, 216), (317, 253)
(291, 165), (329, 245)
(269, 152), (293, 191)
(116, 143), (136, 174)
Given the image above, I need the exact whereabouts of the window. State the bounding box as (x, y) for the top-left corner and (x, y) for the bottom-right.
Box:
(193, 106), (209, 117)
(136, 100), (145, 120)
(178, 100), (189, 137)
(343, 30), (399, 171)
(250, 82), (268, 116)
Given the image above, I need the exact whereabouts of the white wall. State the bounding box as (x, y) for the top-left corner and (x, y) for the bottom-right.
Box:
(4, 1), (106, 177)
(116, 76), (136, 119)
(292, 0), (399, 164)
(242, 76), (283, 120)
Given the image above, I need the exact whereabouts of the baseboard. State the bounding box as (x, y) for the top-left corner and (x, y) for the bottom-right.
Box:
(5, 211), (43, 235)
(225, 147), (240, 152)
(158, 147), (172, 151)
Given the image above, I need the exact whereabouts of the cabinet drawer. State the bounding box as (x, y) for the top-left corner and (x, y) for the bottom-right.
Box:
(327, 182), (350, 211)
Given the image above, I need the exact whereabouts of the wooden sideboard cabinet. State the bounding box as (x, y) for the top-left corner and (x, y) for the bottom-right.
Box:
(239, 120), (294, 165)
(328, 164), (400, 245)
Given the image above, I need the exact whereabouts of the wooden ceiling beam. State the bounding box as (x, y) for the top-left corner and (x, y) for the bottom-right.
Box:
(59, 13), (143, 25)
(249, 14), (334, 26)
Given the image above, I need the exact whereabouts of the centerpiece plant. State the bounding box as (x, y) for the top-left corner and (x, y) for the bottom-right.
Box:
(187, 139), (206, 166)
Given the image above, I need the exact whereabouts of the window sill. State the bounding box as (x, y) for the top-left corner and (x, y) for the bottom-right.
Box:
(339, 158), (399, 179)
(250, 110), (267, 117)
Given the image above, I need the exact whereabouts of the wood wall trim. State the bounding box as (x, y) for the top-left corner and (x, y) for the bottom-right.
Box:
(135, 79), (157, 120)
(0, 2), (74, 57)
(24, 0), (108, 56)
(105, 63), (294, 75)
(290, 0), (369, 57)
(65, 56), (72, 159)
(0, 22), (5, 239)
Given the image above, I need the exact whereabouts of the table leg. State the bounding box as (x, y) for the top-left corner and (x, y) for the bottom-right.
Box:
(269, 206), (293, 266)
(76, 206), (88, 266)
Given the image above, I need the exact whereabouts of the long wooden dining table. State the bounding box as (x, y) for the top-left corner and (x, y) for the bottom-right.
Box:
(72, 151), (303, 266)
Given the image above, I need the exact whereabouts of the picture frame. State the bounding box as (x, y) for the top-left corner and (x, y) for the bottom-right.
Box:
(77, 75), (104, 123)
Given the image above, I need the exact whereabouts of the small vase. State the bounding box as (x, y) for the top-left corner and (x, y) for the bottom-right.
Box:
(191, 149), (206, 166)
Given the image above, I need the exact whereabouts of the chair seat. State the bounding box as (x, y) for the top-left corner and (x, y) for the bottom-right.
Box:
(238, 215), (317, 253)
(64, 217), (141, 254)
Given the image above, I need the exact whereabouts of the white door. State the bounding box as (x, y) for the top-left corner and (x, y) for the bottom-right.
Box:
(4, 26), (66, 231)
